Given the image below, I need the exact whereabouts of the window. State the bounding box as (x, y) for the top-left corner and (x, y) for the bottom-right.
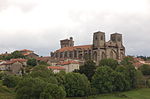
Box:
(101, 36), (103, 40)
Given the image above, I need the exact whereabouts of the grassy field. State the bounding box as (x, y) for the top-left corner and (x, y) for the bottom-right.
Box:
(0, 80), (15, 99)
(66, 88), (150, 99)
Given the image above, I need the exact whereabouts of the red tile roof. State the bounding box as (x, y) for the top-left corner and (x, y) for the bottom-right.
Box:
(58, 60), (79, 65)
(47, 66), (65, 70)
(10, 59), (27, 62)
(133, 62), (143, 68)
(20, 49), (33, 52)
(22, 53), (31, 56)
(56, 45), (92, 52)
(1, 61), (15, 65)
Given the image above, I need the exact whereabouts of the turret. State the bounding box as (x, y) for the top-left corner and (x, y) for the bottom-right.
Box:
(93, 31), (105, 49)
(111, 33), (122, 47)
(60, 37), (74, 48)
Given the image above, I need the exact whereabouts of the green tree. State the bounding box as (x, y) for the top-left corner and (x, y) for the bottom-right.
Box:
(16, 77), (46, 99)
(11, 51), (25, 59)
(55, 71), (66, 86)
(92, 66), (114, 93)
(139, 64), (150, 75)
(115, 66), (131, 90)
(99, 58), (118, 69)
(27, 58), (37, 66)
(120, 56), (134, 66)
(29, 66), (57, 84)
(79, 60), (96, 81)
(64, 73), (90, 97)
(126, 65), (138, 88)
(2, 75), (21, 88)
(41, 83), (66, 99)
(112, 71), (130, 91)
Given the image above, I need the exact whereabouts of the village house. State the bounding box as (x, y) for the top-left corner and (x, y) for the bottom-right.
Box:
(0, 58), (27, 75)
(57, 60), (80, 72)
(47, 66), (65, 73)
(18, 49), (39, 59)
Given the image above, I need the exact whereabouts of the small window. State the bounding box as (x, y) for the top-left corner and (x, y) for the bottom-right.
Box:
(95, 36), (98, 40)
(101, 36), (103, 40)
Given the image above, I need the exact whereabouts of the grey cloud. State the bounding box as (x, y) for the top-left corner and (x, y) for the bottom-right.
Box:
(0, 0), (150, 56)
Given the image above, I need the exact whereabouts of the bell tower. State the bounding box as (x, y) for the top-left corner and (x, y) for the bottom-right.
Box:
(93, 31), (105, 49)
(111, 33), (122, 47)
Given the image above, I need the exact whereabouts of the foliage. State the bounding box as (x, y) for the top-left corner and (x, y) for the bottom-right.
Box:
(78, 60), (96, 81)
(27, 58), (37, 66)
(92, 66), (114, 93)
(41, 83), (66, 99)
(55, 71), (66, 86)
(0, 72), (5, 80)
(29, 66), (57, 84)
(115, 66), (131, 90)
(16, 77), (46, 99)
(120, 56), (134, 66)
(64, 73), (90, 97)
(2, 75), (21, 88)
(11, 51), (25, 59)
(38, 61), (49, 66)
(139, 64), (150, 75)
(126, 65), (138, 89)
(0, 51), (25, 60)
(99, 58), (118, 69)
(112, 71), (130, 91)
(135, 70), (145, 88)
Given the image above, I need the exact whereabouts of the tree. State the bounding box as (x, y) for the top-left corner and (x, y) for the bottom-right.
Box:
(2, 75), (21, 88)
(29, 66), (57, 84)
(55, 71), (66, 86)
(99, 58), (118, 69)
(112, 71), (130, 91)
(126, 65), (138, 88)
(16, 77), (47, 99)
(41, 83), (66, 99)
(120, 56), (134, 66)
(115, 66), (131, 90)
(27, 58), (37, 66)
(11, 51), (25, 59)
(91, 66), (114, 93)
(64, 73), (90, 97)
(139, 64), (150, 75)
(78, 60), (96, 81)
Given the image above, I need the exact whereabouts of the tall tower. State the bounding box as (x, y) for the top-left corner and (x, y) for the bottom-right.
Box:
(60, 37), (74, 48)
(110, 33), (122, 47)
(93, 31), (105, 49)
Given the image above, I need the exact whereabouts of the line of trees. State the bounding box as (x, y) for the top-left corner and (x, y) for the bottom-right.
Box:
(0, 57), (150, 99)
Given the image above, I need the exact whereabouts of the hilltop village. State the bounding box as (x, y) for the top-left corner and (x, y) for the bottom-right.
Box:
(0, 31), (149, 75)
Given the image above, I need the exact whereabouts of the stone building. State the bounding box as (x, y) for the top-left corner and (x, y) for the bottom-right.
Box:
(51, 31), (125, 64)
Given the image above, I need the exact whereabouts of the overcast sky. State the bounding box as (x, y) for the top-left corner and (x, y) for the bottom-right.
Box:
(0, 0), (150, 56)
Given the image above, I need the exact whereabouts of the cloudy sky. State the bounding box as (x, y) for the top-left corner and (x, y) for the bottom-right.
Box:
(0, 0), (150, 56)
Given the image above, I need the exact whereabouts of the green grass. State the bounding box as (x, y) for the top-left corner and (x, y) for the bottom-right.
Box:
(66, 88), (150, 99)
(0, 85), (16, 99)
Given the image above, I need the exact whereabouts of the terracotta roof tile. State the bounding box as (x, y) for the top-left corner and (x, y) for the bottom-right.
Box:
(58, 60), (79, 65)
(20, 49), (33, 52)
(10, 59), (27, 62)
(56, 45), (92, 52)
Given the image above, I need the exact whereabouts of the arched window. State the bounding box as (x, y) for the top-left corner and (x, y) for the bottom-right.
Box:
(93, 51), (97, 61)
(110, 50), (117, 59)
(102, 52), (106, 59)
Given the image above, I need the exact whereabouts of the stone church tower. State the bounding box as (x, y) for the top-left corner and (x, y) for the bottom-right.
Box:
(92, 31), (125, 64)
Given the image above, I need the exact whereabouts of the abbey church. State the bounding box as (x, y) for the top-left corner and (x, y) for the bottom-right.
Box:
(51, 31), (125, 64)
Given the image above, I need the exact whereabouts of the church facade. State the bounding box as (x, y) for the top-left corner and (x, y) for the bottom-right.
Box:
(51, 31), (125, 64)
